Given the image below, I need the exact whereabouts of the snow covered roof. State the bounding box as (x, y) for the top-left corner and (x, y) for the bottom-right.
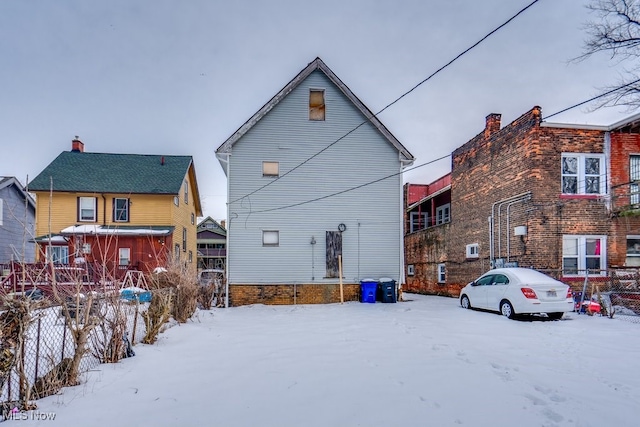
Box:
(60, 225), (174, 236)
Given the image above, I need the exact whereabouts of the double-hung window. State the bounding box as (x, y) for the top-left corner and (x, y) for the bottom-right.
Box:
(630, 155), (640, 205)
(562, 235), (606, 276)
(561, 154), (605, 195)
(78, 197), (97, 222)
(113, 198), (129, 222)
(118, 248), (130, 266)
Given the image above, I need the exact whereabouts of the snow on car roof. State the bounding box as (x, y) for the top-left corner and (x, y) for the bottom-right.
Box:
(489, 267), (565, 284)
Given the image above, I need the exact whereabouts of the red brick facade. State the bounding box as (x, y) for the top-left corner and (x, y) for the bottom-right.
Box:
(405, 106), (640, 297)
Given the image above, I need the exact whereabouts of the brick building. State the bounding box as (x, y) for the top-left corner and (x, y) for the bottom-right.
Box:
(405, 106), (640, 296)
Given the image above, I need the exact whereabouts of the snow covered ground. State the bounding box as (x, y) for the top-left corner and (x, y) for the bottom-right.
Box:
(4, 294), (639, 427)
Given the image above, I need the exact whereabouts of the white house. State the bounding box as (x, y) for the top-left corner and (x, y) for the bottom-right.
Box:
(215, 57), (414, 305)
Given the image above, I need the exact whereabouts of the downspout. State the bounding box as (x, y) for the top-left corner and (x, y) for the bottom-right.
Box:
(490, 192), (531, 266)
(217, 152), (231, 308)
(506, 196), (530, 262)
(101, 194), (107, 225)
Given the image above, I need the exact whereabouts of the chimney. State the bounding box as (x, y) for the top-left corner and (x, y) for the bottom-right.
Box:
(484, 113), (501, 139)
(220, 220), (226, 229)
(71, 137), (84, 153)
(161, 156), (165, 165)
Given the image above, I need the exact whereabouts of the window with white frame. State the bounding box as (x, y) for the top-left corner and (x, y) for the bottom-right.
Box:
(263, 161), (279, 177)
(407, 264), (414, 276)
(630, 155), (640, 205)
(466, 243), (479, 259)
(183, 227), (187, 252)
(46, 246), (69, 264)
(78, 197), (97, 222)
(438, 263), (446, 283)
(409, 211), (428, 232)
(262, 230), (279, 246)
(113, 198), (129, 222)
(626, 235), (640, 267)
(188, 250), (193, 263)
(562, 235), (606, 276)
(561, 154), (605, 195)
(184, 180), (188, 204)
(118, 248), (130, 266)
(174, 196), (179, 206)
(436, 204), (450, 225)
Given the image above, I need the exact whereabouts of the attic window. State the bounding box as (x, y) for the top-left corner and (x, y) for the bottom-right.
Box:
(309, 89), (325, 121)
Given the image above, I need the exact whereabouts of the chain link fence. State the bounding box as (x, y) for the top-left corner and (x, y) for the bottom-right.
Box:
(538, 268), (640, 323)
(0, 288), (172, 411)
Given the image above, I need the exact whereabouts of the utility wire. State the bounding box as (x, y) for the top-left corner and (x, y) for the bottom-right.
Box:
(229, 0), (542, 205)
(543, 77), (640, 120)
(247, 154), (451, 214)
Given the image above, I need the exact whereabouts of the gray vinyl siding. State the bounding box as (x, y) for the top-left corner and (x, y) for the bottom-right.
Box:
(0, 186), (36, 263)
(227, 70), (403, 284)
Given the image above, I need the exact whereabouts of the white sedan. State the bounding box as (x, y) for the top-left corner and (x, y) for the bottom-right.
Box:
(459, 267), (574, 320)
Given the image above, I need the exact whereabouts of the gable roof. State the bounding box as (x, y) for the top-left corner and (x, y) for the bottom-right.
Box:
(0, 176), (36, 211)
(29, 151), (194, 194)
(215, 57), (414, 171)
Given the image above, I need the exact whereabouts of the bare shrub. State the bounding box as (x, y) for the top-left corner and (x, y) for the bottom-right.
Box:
(198, 283), (215, 310)
(90, 294), (129, 363)
(148, 258), (198, 323)
(0, 295), (36, 409)
(141, 288), (173, 344)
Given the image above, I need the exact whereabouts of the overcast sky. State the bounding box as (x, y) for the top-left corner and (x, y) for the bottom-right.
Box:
(0, 0), (633, 221)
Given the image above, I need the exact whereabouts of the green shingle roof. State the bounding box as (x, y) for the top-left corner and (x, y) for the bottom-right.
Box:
(29, 151), (193, 194)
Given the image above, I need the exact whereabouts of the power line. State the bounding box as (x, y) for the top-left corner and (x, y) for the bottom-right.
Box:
(229, 0), (542, 205)
(244, 154), (451, 214)
(542, 77), (640, 120)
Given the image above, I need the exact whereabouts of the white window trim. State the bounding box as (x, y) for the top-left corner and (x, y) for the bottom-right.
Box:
(262, 230), (279, 247)
(407, 264), (414, 276)
(409, 211), (428, 232)
(436, 204), (450, 225)
(79, 197), (97, 222)
(466, 243), (479, 259)
(113, 198), (129, 222)
(562, 235), (607, 277)
(184, 180), (189, 204)
(118, 248), (131, 266)
(626, 235), (640, 257)
(437, 263), (446, 283)
(561, 153), (606, 195)
(174, 196), (179, 206)
(46, 246), (69, 264)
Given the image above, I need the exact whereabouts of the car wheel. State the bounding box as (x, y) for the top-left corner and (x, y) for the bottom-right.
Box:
(500, 300), (515, 319)
(547, 312), (563, 320)
(461, 295), (471, 309)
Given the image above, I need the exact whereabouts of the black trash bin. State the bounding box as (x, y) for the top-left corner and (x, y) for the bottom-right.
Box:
(377, 278), (397, 303)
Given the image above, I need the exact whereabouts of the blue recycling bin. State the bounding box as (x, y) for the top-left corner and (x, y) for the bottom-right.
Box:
(377, 278), (397, 303)
(360, 279), (377, 303)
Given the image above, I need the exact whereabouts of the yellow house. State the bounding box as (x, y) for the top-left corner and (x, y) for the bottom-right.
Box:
(28, 139), (202, 277)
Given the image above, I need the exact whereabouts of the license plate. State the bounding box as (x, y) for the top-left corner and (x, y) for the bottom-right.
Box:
(547, 290), (557, 297)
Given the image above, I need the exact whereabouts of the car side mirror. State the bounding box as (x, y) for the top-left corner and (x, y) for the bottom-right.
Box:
(469, 281), (477, 287)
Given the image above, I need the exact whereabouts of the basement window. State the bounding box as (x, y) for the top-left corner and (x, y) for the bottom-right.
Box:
(309, 89), (325, 121)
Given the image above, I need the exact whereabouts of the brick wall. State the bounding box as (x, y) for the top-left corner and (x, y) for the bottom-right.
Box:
(448, 106), (609, 289)
(404, 224), (454, 295)
(229, 283), (361, 306)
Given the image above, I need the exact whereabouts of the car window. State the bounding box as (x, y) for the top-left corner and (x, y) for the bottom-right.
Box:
(493, 274), (509, 285)
(476, 275), (494, 286)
